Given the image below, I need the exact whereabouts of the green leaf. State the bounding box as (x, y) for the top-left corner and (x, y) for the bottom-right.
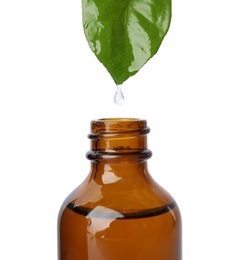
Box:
(82, 0), (172, 85)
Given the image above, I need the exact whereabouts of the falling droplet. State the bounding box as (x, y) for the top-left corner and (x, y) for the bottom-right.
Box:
(114, 85), (124, 105)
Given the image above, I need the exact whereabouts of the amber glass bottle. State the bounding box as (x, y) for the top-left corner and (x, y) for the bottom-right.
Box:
(58, 118), (182, 260)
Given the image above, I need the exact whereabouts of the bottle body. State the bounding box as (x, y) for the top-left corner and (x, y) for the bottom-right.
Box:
(58, 118), (182, 260)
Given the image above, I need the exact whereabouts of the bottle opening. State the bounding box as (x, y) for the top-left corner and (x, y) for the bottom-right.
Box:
(91, 118), (148, 134)
(97, 118), (141, 122)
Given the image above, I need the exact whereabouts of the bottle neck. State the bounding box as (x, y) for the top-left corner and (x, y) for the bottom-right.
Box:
(88, 160), (149, 184)
(86, 118), (152, 163)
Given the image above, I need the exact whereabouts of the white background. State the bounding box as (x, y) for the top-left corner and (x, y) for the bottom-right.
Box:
(0, 0), (238, 259)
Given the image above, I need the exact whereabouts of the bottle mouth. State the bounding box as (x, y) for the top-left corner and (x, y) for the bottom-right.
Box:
(96, 118), (142, 122)
(90, 118), (149, 134)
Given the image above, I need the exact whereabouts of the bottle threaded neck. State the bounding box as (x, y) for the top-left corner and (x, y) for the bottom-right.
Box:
(86, 118), (152, 161)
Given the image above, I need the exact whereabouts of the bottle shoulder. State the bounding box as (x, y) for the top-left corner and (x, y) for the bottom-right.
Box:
(60, 171), (176, 216)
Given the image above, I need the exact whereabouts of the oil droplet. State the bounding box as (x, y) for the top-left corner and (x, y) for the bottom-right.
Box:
(114, 85), (124, 105)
